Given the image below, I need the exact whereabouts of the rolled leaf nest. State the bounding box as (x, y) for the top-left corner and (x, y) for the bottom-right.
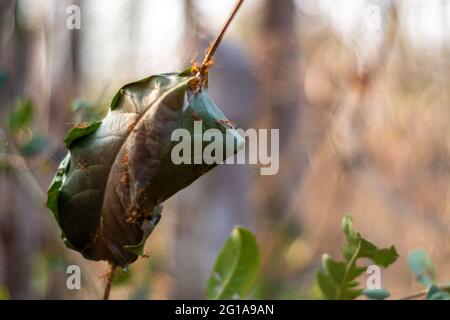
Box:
(47, 69), (244, 266)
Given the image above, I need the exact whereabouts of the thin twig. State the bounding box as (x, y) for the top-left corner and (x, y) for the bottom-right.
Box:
(103, 264), (117, 300)
(398, 283), (450, 300)
(399, 290), (427, 300)
(199, 0), (245, 76)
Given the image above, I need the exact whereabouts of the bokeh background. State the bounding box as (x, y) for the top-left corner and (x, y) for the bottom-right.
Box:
(1, 0), (449, 299)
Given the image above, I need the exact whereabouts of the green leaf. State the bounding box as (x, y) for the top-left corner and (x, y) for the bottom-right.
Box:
(31, 254), (50, 295)
(109, 75), (170, 111)
(316, 268), (337, 299)
(70, 99), (93, 112)
(47, 72), (244, 267)
(362, 288), (391, 300)
(339, 288), (362, 300)
(47, 153), (71, 225)
(112, 267), (132, 286)
(178, 66), (196, 77)
(6, 99), (34, 133)
(123, 205), (163, 256)
(359, 239), (399, 268)
(443, 283), (450, 295)
(316, 215), (399, 300)
(426, 284), (450, 300)
(408, 249), (435, 287)
(323, 255), (347, 285)
(45, 254), (69, 271)
(341, 216), (399, 266)
(207, 226), (260, 300)
(0, 70), (6, 89)
(316, 253), (364, 300)
(64, 121), (102, 148)
(0, 285), (10, 300)
(19, 134), (49, 156)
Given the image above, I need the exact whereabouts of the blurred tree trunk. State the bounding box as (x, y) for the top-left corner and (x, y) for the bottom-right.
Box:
(0, 0), (28, 112)
(255, 0), (305, 298)
(47, 0), (81, 137)
(0, 0), (82, 299)
(0, 0), (36, 299)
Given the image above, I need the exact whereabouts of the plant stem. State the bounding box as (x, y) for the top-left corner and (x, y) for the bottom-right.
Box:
(200, 0), (245, 75)
(398, 283), (450, 300)
(103, 264), (117, 300)
(335, 240), (362, 299)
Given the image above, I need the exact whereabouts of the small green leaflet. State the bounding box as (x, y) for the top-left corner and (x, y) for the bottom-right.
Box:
(64, 121), (102, 148)
(316, 215), (399, 300)
(207, 226), (260, 300)
(112, 267), (133, 287)
(47, 153), (71, 226)
(6, 100), (34, 134)
(19, 134), (49, 156)
(123, 205), (162, 256)
(0, 285), (10, 300)
(426, 284), (450, 300)
(407, 249), (435, 287)
(407, 250), (450, 300)
(5, 99), (49, 157)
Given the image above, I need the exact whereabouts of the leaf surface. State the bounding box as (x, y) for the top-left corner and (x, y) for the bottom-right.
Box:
(207, 227), (260, 300)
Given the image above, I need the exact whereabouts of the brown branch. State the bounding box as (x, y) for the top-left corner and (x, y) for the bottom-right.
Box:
(199, 0), (245, 76)
(102, 264), (117, 300)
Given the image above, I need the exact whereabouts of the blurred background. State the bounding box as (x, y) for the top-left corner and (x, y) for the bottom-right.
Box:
(1, 0), (450, 299)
